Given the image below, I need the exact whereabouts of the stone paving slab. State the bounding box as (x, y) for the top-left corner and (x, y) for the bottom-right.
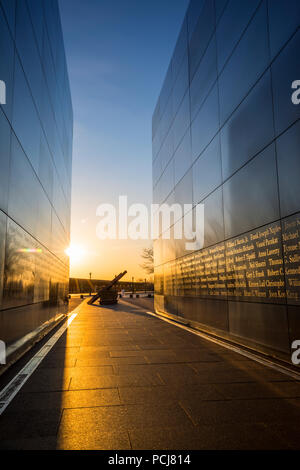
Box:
(69, 372), (163, 390)
(0, 299), (300, 449)
(128, 423), (288, 450)
(7, 388), (121, 411)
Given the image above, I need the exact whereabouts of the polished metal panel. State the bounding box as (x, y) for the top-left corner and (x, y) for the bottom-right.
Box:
(228, 301), (290, 353)
(172, 91), (190, 152)
(2, 219), (36, 309)
(158, 158), (174, 204)
(202, 187), (224, 247)
(215, 0), (228, 22)
(288, 306), (300, 346)
(192, 134), (222, 204)
(172, 18), (188, 82)
(16, 0), (43, 113)
(188, 0), (215, 80)
(174, 168), (193, 209)
(152, 154), (162, 188)
(191, 83), (219, 162)
(160, 127), (174, 173)
(190, 34), (217, 121)
(12, 57), (41, 173)
(187, 0), (205, 40)
(0, 0), (16, 37)
(174, 128), (192, 185)
(0, 6), (15, 121)
(36, 188), (52, 249)
(221, 70), (274, 180)
(0, 211), (6, 307)
(277, 121), (300, 218)
(8, 134), (39, 238)
(38, 133), (54, 201)
(0, 108), (11, 213)
(216, 0), (260, 73)
(223, 144), (280, 239)
(218, 1), (269, 125)
(172, 55), (189, 117)
(271, 29), (300, 136)
(26, 0), (44, 53)
(268, 0), (300, 59)
(184, 296), (229, 331)
(282, 212), (300, 306)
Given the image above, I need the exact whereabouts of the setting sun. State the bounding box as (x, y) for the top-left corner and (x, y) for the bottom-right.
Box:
(65, 244), (86, 264)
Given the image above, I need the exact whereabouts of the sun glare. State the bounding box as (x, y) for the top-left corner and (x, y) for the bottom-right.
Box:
(65, 244), (86, 264)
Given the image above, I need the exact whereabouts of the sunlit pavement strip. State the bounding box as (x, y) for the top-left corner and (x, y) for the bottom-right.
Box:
(120, 299), (300, 382)
(0, 303), (83, 415)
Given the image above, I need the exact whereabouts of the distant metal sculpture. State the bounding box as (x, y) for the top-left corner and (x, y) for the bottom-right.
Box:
(87, 271), (127, 305)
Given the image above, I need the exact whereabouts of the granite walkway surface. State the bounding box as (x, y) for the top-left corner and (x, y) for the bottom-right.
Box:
(0, 299), (300, 450)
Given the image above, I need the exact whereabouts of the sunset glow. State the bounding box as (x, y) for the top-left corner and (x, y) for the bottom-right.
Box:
(65, 244), (86, 265)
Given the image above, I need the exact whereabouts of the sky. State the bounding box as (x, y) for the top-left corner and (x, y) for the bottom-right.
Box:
(59, 0), (189, 281)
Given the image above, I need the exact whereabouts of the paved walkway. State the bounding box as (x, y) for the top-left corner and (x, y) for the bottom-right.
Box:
(0, 299), (300, 450)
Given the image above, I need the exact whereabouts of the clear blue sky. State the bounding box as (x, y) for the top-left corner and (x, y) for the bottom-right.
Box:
(58, 0), (189, 279)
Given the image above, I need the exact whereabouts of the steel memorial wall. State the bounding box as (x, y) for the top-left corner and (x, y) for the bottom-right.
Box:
(152, 0), (300, 361)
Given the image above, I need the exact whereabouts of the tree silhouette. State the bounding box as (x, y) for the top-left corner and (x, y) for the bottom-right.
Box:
(140, 247), (154, 274)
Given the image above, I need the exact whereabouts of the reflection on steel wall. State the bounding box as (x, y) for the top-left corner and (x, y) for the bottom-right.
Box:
(152, 0), (300, 362)
(0, 0), (72, 367)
